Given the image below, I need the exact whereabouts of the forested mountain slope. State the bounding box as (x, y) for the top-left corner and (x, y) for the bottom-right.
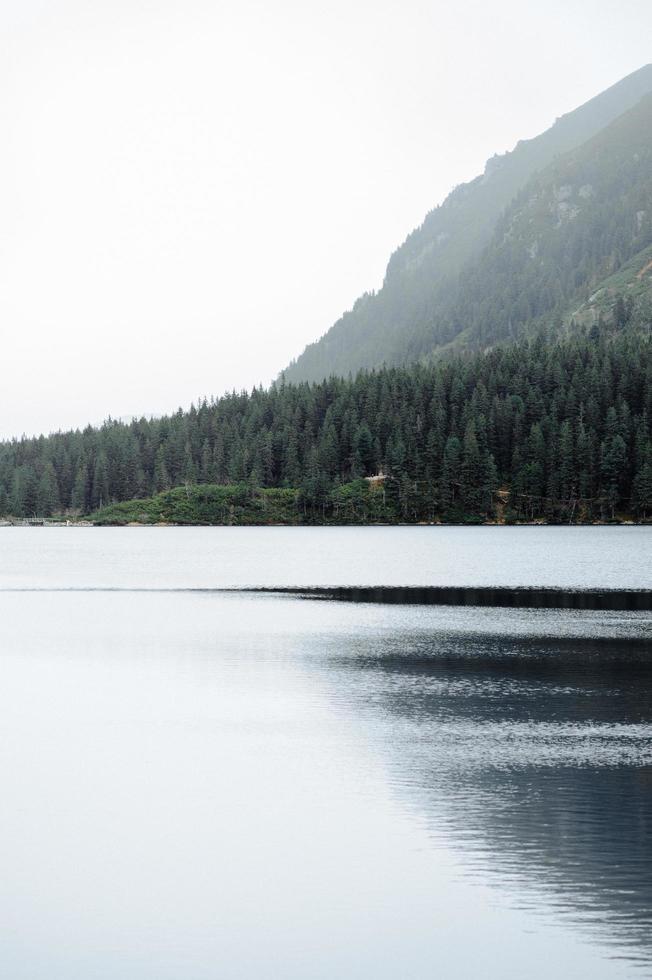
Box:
(409, 93), (652, 355)
(283, 65), (652, 383)
(2, 327), (651, 523)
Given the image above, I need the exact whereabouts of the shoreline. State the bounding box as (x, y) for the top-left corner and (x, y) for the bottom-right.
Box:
(1, 519), (650, 529)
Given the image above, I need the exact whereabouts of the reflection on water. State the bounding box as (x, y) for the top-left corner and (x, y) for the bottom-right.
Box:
(316, 610), (652, 966)
(0, 578), (650, 978)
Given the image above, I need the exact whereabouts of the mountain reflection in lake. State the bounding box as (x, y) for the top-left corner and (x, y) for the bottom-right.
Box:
(0, 529), (651, 979)
(313, 606), (652, 968)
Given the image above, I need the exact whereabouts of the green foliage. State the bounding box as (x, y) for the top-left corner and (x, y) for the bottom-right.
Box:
(91, 484), (302, 526)
(2, 329), (651, 523)
(92, 481), (396, 526)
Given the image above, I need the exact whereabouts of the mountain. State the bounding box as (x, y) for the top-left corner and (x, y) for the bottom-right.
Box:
(283, 65), (652, 383)
(412, 91), (652, 353)
(2, 66), (652, 526)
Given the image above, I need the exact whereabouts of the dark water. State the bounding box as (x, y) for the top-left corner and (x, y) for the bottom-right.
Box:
(324, 617), (652, 962)
(0, 528), (650, 978)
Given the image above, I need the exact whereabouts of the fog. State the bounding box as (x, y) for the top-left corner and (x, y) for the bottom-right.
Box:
(1, 0), (650, 438)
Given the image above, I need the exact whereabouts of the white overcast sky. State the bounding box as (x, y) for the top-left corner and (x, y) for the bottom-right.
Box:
(1, 0), (651, 438)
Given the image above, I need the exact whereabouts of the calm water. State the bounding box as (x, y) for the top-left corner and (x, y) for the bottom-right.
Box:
(0, 527), (651, 978)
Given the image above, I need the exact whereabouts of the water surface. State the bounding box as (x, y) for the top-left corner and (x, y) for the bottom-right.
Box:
(1, 524), (650, 589)
(0, 528), (650, 978)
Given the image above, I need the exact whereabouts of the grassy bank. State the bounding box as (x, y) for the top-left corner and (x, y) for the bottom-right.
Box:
(91, 481), (397, 526)
(91, 484), (304, 526)
(88, 481), (644, 526)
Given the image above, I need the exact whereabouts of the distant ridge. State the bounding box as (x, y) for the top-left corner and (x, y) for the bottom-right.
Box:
(283, 64), (652, 383)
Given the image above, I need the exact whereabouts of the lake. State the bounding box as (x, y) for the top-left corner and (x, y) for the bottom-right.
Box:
(0, 527), (651, 978)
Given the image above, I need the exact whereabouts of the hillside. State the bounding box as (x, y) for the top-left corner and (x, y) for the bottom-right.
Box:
(2, 68), (652, 526)
(410, 92), (652, 355)
(283, 65), (652, 383)
(2, 328), (651, 524)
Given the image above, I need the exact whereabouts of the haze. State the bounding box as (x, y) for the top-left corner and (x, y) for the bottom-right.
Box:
(1, 0), (651, 439)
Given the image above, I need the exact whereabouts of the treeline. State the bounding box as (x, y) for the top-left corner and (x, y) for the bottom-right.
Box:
(1, 328), (651, 522)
